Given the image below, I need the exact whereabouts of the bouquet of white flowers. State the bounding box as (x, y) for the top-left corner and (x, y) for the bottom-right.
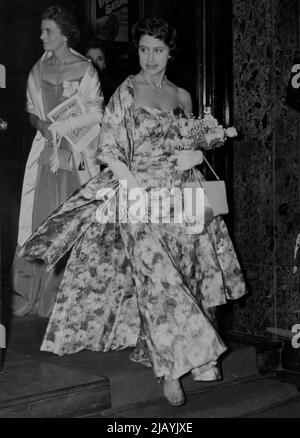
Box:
(176, 109), (237, 151)
(172, 109), (237, 232)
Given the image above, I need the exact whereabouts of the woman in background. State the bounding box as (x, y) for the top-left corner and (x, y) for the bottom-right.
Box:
(85, 40), (116, 105)
(12, 5), (104, 317)
(21, 18), (246, 406)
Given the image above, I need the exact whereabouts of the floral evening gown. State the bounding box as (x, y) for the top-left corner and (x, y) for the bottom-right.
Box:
(20, 77), (246, 380)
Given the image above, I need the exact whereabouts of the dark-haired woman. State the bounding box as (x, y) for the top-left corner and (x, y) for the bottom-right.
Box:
(12, 6), (104, 317)
(21, 18), (246, 405)
(85, 41), (117, 105)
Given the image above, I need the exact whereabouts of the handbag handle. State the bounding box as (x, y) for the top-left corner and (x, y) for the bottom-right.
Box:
(202, 156), (220, 181)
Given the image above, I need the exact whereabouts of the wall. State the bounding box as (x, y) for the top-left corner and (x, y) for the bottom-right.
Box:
(231, 0), (300, 336)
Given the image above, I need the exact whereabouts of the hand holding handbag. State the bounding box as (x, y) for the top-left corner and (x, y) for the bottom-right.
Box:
(201, 156), (229, 217)
(39, 144), (73, 172)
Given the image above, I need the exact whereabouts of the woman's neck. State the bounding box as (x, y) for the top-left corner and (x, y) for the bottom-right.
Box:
(142, 70), (167, 88)
(51, 45), (72, 65)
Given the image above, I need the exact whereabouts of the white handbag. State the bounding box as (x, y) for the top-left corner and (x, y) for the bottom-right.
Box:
(201, 157), (229, 217)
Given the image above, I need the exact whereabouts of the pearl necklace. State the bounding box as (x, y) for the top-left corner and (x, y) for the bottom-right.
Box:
(142, 71), (167, 93)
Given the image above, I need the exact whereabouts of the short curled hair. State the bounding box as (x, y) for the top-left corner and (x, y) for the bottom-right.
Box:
(132, 18), (177, 55)
(41, 5), (80, 48)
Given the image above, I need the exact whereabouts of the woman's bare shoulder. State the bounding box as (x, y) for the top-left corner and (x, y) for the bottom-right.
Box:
(167, 80), (191, 99)
(132, 72), (144, 86)
(69, 55), (91, 74)
(178, 87), (192, 112)
(168, 82), (192, 113)
(42, 53), (90, 71)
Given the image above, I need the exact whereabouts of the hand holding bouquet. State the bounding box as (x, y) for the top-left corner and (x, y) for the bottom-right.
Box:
(176, 108), (238, 151)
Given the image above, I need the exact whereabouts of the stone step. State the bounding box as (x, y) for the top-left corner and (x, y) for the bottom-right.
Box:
(11, 342), (259, 410)
(89, 342), (259, 410)
(0, 315), (288, 417)
(0, 342), (259, 417)
(224, 332), (283, 373)
(88, 376), (297, 418)
(0, 351), (109, 418)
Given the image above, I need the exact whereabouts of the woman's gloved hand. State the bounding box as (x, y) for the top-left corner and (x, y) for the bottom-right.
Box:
(48, 112), (101, 140)
(48, 119), (73, 140)
(174, 150), (203, 171)
(37, 119), (52, 140)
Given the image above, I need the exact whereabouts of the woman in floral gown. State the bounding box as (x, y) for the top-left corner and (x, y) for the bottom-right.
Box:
(20, 18), (246, 406)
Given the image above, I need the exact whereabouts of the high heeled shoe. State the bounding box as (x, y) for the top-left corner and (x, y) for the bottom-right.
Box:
(163, 377), (186, 406)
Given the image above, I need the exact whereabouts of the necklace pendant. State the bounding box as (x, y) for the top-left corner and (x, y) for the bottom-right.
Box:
(151, 82), (164, 93)
(143, 71), (167, 93)
(152, 85), (160, 92)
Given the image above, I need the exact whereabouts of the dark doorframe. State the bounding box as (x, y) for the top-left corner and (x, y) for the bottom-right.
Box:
(197, 0), (235, 231)
(197, 0), (236, 331)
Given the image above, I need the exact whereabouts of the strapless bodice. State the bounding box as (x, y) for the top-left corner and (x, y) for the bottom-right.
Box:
(131, 106), (185, 189)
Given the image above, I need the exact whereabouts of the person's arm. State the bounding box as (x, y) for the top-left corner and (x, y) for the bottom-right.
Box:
(48, 63), (104, 141)
(26, 65), (52, 141)
(29, 113), (52, 140)
(104, 158), (139, 192)
(175, 88), (203, 170)
(95, 81), (148, 226)
(48, 111), (101, 140)
(179, 87), (193, 115)
(175, 149), (203, 171)
(96, 156), (145, 228)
